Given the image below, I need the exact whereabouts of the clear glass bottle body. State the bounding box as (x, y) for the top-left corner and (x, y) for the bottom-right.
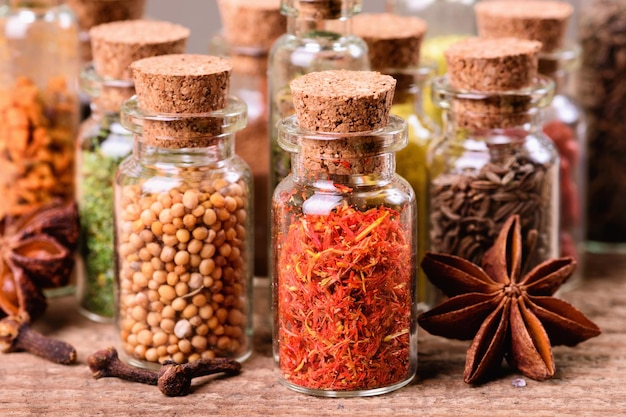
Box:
(272, 115), (417, 397)
(0, 0), (80, 222)
(578, 0), (626, 252)
(388, 66), (439, 309)
(75, 64), (134, 322)
(428, 76), (560, 272)
(540, 47), (587, 287)
(115, 96), (253, 370)
(268, 0), (369, 191)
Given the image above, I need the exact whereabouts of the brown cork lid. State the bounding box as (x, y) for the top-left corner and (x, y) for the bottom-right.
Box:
(352, 13), (427, 71)
(217, 0), (286, 50)
(90, 20), (190, 80)
(130, 54), (233, 148)
(445, 37), (541, 91)
(66, 0), (146, 31)
(475, 1), (572, 53)
(131, 54), (231, 114)
(290, 70), (396, 133)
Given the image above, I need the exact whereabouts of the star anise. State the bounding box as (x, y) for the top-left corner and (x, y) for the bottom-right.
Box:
(0, 200), (79, 320)
(418, 214), (601, 384)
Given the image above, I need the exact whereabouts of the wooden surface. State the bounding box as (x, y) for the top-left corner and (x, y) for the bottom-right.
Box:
(1, 253), (625, 417)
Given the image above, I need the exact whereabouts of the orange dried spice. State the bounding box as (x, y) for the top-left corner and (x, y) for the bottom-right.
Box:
(0, 76), (77, 220)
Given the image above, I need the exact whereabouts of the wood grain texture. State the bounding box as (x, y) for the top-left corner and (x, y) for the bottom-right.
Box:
(1, 254), (625, 417)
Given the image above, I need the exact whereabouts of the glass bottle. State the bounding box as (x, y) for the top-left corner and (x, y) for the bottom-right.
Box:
(272, 70), (417, 397)
(540, 46), (587, 288)
(76, 66), (134, 321)
(0, 0), (80, 224)
(578, 0), (626, 253)
(268, 0), (370, 191)
(75, 19), (189, 322)
(429, 71), (559, 272)
(115, 55), (253, 370)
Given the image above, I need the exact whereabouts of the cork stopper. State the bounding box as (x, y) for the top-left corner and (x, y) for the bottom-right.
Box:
(217, 0), (286, 50)
(352, 13), (427, 71)
(130, 55), (233, 147)
(90, 20), (190, 80)
(66, 0), (146, 31)
(443, 37), (542, 130)
(290, 70), (396, 133)
(445, 37), (541, 91)
(475, 1), (573, 53)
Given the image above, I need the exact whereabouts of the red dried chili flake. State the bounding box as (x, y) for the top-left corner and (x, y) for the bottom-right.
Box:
(276, 204), (413, 391)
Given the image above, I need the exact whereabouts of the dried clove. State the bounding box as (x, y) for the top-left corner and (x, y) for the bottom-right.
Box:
(158, 357), (242, 397)
(88, 346), (242, 396)
(87, 346), (158, 385)
(0, 314), (76, 364)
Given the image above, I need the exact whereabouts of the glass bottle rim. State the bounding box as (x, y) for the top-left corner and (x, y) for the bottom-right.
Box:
(209, 33), (271, 58)
(278, 114), (408, 154)
(280, 0), (363, 19)
(120, 95), (248, 137)
(431, 74), (555, 110)
(538, 42), (581, 74)
(80, 63), (135, 98)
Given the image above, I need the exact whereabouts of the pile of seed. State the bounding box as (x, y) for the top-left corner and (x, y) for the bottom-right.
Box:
(116, 175), (250, 365)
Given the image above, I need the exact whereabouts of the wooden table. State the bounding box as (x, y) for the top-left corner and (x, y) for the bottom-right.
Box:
(1, 253), (625, 417)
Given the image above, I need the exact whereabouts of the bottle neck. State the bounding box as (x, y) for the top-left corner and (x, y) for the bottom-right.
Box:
(287, 14), (352, 38)
(133, 135), (236, 168)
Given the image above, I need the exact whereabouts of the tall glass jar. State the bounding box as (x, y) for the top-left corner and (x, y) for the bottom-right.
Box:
(115, 55), (253, 370)
(429, 76), (559, 271)
(0, 0), (80, 223)
(272, 69), (417, 397)
(76, 66), (134, 321)
(578, 0), (626, 253)
(268, 0), (369, 190)
(540, 46), (587, 287)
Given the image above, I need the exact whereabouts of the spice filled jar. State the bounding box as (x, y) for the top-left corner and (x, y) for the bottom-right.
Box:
(578, 0), (626, 253)
(268, 0), (369, 191)
(428, 38), (559, 272)
(352, 13), (438, 309)
(475, 0), (586, 287)
(0, 0), (80, 223)
(75, 20), (190, 322)
(213, 0), (286, 278)
(116, 55), (253, 369)
(272, 70), (417, 397)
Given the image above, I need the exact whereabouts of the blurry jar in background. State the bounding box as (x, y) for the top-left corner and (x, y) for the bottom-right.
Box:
(76, 20), (189, 322)
(214, 0), (287, 279)
(474, 0), (586, 287)
(352, 13), (439, 309)
(578, 0), (626, 253)
(0, 0), (79, 231)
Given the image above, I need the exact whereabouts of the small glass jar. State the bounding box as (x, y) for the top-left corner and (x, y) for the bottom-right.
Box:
(389, 65), (439, 309)
(272, 114), (417, 397)
(578, 0), (626, 253)
(115, 95), (253, 370)
(540, 46), (587, 287)
(0, 0), (80, 222)
(75, 64), (134, 322)
(268, 0), (370, 191)
(429, 75), (559, 271)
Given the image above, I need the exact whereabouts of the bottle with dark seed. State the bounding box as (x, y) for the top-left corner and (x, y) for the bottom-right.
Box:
(428, 37), (559, 272)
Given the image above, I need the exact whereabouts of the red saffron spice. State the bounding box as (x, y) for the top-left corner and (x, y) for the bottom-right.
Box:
(276, 203), (413, 391)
